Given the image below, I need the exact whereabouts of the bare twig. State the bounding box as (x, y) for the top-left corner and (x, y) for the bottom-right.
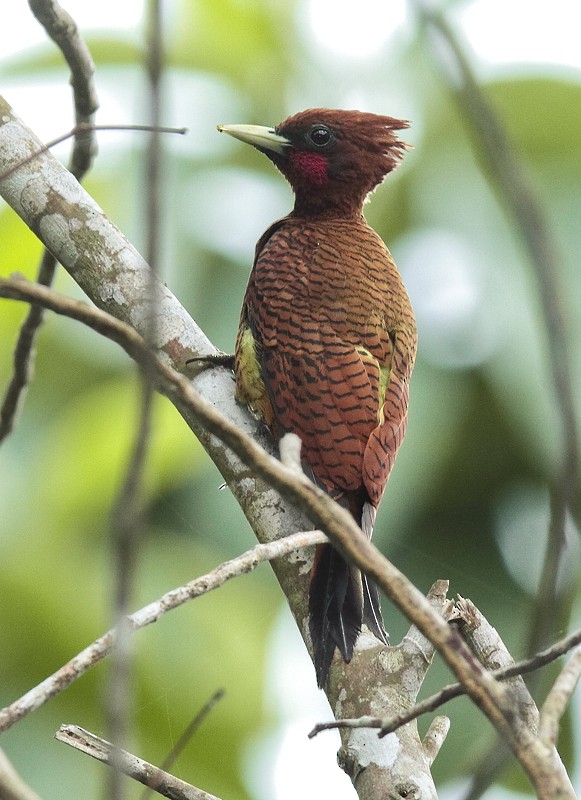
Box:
(140, 690), (224, 800)
(411, 0), (579, 653)
(279, 432), (304, 473)
(0, 0), (98, 443)
(497, 629), (581, 681)
(145, 0), (163, 274)
(0, 524), (326, 732)
(0, 124), (186, 183)
(309, 683), (462, 740)
(410, 5), (579, 796)
(453, 597), (538, 731)
(108, 368), (153, 800)
(28, 0), (99, 172)
(539, 645), (581, 746)
(107, 7), (165, 794)
(422, 717), (450, 766)
(309, 615), (581, 740)
(55, 725), (221, 800)
(455, 598), (573, 799)
(0, 250), (55, 442)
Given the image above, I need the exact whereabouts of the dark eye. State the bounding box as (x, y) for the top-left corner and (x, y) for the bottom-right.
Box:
(308, 125), (332, 147)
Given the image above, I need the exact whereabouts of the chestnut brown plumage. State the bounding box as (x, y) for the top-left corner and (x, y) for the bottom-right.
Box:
(219, 109), (417, 687)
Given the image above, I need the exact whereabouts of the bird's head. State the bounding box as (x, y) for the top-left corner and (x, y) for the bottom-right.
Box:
(218, 108), (410, 219)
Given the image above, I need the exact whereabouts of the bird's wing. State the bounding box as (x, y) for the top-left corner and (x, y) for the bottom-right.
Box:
(362, 336), (413, 507)
(260, 316), (381, 496)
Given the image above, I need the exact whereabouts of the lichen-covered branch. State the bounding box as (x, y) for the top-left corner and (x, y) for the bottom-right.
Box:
(453, 597), (573, 799)
(333, 581), (452, 798)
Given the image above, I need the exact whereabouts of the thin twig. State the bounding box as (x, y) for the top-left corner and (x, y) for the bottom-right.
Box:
(539, 645), (581, 746)
(0, 124), (186, 183)
(107, 6), (165, 795)
(145, 0), (163, 275)
(55, 725), (221, 800)
(0, 523), (326, 732)
(453, 597), (538, 731)
(422, 717), (450, 766)
(0, 0), (98, 443)
(0, 2), (186, 445)
(108, 370), (153, 800)
(309, 626), (581, 739)
(140, 690), (224, 800)
(28, 0), (99, 172)
(0, 251), (54, 442)
(411, 0), (579, 650)
(410, 5), (580, 796)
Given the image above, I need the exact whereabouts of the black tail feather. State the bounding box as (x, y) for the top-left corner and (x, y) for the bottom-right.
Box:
(308, 493), (389, 686)
(309, 545), (389, 687)
(309, 544), (364, 687)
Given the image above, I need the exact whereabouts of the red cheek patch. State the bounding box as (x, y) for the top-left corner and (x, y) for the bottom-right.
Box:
(289, 151), (328, 185)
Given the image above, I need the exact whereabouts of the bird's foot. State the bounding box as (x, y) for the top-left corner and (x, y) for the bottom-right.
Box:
(186, 352), (235, 373)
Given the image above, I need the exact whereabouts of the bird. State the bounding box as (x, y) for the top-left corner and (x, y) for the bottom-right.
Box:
(218, 109), (417, 687)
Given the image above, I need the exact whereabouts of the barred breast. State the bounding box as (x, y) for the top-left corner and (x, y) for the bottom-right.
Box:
(236, 214), (417, 519)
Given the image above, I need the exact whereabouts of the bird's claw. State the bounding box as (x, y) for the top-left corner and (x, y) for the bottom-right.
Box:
(186, 352), (235, 372)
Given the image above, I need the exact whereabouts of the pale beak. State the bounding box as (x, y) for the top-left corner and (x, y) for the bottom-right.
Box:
(217, 123), (290, 155)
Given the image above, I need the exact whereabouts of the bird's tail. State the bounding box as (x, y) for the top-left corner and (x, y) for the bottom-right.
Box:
(308, 544), (388, 687)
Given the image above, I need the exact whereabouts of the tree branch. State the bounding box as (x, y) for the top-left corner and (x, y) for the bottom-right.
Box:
(28, 0), (99, 171)
(409, 7), (580, 795)
(0, 0), (98, 443)
(0, 276), (527, 779)
(411, 0), (580, 653)
(0, 519), (325, 733)
(139, 689), (225, 800)
(310, 614), (581, 741)
(55, 725), (220, 800)
(539, 646), (581, 747)
(0, 98), (576, 798)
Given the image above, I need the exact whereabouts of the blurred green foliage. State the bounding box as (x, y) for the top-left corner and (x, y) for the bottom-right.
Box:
(1, 2), (580, 799)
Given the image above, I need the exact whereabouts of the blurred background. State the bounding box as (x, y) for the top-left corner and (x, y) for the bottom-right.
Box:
(1, 1), (580, 798)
